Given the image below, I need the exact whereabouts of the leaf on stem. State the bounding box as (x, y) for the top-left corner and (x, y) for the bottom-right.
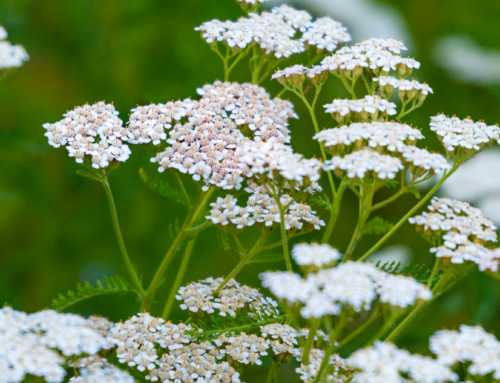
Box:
(362, 217), (394, 236)
(217, 230), (232, 252)
(382, 179), (399, 189)
(309, 193), (334, 211)
(139, 168), (188, 206)
(248, 252), (284, 263)
(76, 169), (102, 181)
(50, 275), (136, 311)
(408, 187), (422, 199)
(376, 261), (443, 285)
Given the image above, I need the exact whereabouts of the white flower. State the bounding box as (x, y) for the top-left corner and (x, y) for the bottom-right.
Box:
(70, 356), (134, 383)
(0, 26), (29, 69)
(430, 114), (500, 155)
(301, 17), (351, 52)
(430, 325), (500, 379)
(43, 102), (131, 169)
(292, 242), (341, 268)
(324, 95), (397, 123)
(325, 147), (403, 181)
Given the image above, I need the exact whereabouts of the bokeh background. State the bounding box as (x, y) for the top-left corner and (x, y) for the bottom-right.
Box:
(1, 0), (500, 379)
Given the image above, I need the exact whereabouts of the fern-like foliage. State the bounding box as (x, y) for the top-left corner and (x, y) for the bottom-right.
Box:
(249, 252), (284, 263)
(139, 168), (188, 206)
(187, 305), (285, 342)
(216, 230), (232, 251)
(50, 275), (137, 311)
(377, 261), (442, 285)
(363, 217), (394, 236)
(309, 193), (334, 211)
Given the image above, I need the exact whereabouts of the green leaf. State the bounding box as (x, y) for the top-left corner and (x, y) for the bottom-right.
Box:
(217, 230), (231, 251)
(76, 169), (102, 181)
(249, 252), (284, 263)
(383, 179), (399, 188)
(362, 217), (394, 236)
(186, 304), (284, 342)
(309, 193), (333, 211)
(139, 168), (188, 206)
(408, 187), (421, 199)
(376, 261), (443, 285)
(50, 275), (137, 311)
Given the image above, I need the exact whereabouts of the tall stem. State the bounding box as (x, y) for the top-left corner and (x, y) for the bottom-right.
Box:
(302, 319), (321, 366)
(141, 187), (214, 312)
(101, 176), (145, 296)
(321, 179), (347, 244)
(277, 199), (292, 272)
(212, 231), (268, 296)
(357, 166), (458, 263)
(335, 304), (381, 350)
(161, 237), (197, 319)
(343, 187), (373, 262)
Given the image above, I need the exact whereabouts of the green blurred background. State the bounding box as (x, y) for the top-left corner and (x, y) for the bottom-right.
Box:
(1, 0), (500, 376)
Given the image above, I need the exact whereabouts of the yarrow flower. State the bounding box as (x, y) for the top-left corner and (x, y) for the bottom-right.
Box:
(0, 26), (29, 70)
(206, 186), (325, 231)
(70, 355), (134, 383)
(320, 37), (419, 78)
(324, 95), (397, 124)
(291, 242), (341, 270)
(237, 140), (322, 189)
(175, 277), (279, 318)
(261, 261), (432, 319)
(301, 17), (351, 53)
(430, 114), (500, 156)
(348, 341), (457, 383)
(430, 325), (500, 379)
(43, 101), (131, 169)
(0, 307), (111, 383)
(296, 348), (350, 383)
(324, 147), (404, 181)
(374, 76), (433, 102)
(149, 81), (296, 191)
(410, 197), (497, 266)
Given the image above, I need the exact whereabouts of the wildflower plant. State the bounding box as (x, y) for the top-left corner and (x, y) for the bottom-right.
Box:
(4, 2), (500, 382)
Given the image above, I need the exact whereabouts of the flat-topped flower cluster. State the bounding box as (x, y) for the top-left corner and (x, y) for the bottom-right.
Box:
(0, 26), (29, 70)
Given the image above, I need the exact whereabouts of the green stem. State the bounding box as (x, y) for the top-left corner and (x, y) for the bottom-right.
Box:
(335, 304), (381, 350)
(343, 187), (373, 262)
(277, 198), (292, 272)
(174, 173), (191, 207)
(101, 176), (146, 296)
(357, 165), (458, 263)
(302, 319), (321, 366)
(267, 363), (276, 383)
(140, 187), (214, 312)
(161, 237), (197, 319)
(212, 231), (268, 296)
(321, 179), (347, 244)
(427, 258), (441, 288)
(312, 316), (349, 383)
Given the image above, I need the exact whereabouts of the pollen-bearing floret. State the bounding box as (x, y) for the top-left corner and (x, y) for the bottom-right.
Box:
(43, 101), (131, 169)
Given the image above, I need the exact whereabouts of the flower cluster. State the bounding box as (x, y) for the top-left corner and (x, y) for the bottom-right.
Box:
(108, 313), (242, 382)
(374, 76), (433, 101)
(150, 81), (295, 191)
(300, 17), (351, 53)
(0, 26), (29, 69)
(176, 277), (278, 318)
(43, 102), (131, 169)
(316, 121), (450, 178)
(325, 147), (404, 182)
(261, 261), (432, 319)
(324, 95), (397, 124)
(320, 38), (420, 78)
(198, 5), (351, 60)
(0, 307), (111, 383)
(206, 188), (324, 231)
(296, 348), (349, 383)
(292, 242), (341, 270)
(409, 197), (498, 266)
(260, 323), (298, 360)
(315, 121), (423, 155)
(70, 355), (134, 383)
(215, 332), (269, 366)
(430, 114), (500, 156)
(237, 140), (322, 188)
(430, 325), (500, 379)
(348, 341), (457, 383)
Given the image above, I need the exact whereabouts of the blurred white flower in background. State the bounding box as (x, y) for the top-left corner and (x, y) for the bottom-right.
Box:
(433, 35), (500, 84)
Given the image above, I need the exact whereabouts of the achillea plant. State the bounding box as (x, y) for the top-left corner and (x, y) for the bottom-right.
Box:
(4, 2), (500, 382)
